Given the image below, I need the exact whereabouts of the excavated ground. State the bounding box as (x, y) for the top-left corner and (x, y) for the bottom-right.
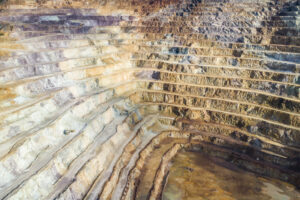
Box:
(0, 0), (299, 199)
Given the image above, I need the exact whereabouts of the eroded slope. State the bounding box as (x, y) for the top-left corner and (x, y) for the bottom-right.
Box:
(0, 0), (299, 199)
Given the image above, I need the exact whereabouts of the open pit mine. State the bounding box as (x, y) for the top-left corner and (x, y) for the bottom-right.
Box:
(0, 0), (299, 199)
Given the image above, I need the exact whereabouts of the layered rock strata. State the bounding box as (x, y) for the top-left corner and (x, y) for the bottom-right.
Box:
(0, 0), (299, 199)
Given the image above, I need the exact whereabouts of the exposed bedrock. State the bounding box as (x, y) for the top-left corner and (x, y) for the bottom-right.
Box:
(0, 0), (299, 199)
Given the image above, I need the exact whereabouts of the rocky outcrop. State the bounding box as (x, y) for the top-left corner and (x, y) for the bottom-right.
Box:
(0, 0), (299, 199)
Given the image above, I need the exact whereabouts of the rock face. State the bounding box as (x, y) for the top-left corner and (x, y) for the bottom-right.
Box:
(0, 0), (299, 199)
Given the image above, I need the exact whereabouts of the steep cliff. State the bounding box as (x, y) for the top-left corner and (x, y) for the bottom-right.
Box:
(0, 0), (299, 199)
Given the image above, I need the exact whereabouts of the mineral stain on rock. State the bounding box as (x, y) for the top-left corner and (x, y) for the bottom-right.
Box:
(0, 0), (299, 199)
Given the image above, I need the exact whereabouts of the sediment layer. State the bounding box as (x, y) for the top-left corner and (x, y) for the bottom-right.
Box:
(0, 0), (299, 199)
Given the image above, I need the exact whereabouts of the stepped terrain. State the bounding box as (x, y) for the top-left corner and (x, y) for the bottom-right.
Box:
(0, 0), (299, 199)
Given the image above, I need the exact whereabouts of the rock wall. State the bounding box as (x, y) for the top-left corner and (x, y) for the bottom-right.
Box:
(0, 0), (299, 199)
